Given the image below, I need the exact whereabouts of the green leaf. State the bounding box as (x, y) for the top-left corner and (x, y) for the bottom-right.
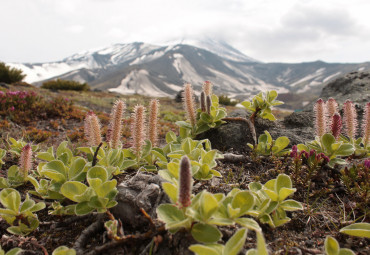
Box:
(0, 188), (20, 212)
(141, 140), (152, 158)
(68, 158), (86, 180)
(339, 223), (370, 238)
(278, 188), (296, 201)
(325, 236), (340, 255)
(20, 198), (35, 213)
(176, 121), (193, 129)
(52, 246), (76, 255)
(121, 160), (137, 170)
(189, 244), (222, 255)
(87, 166), (108, 183)
(166, 131), (177, 143)
(60, 181), (89, 202)
(42, 160), (67, 178)
(276, 174), (292, 192)
(200, 192), (219, 221)
(3, 247), (23, 255)
(231, 191), (254, 216)
(191, 223), (222, 243)
(338, 249), (355, 255)
(37, 152), (55, 162)
(335, 144), (355, 156)
(156, 204), (186, 226)
(75, 201), (94, 215)
(235, 218), (261, 232)
(224, 228), (248, 255)
(162, 182), (178, 203)
(95, 180), (117, 198)
(273, 137), (290, 153)
(202, 150), (217, 165)
(322, 134), (336, 154)
(167, 162), (179, 179)
(29, 202), (46, 213)
(279, 200), (303, 211)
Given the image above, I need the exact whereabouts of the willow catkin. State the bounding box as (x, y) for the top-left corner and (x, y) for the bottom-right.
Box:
(343, 100), (358, 140)
(178, 155), (192, 208)
(20, 144), (32, 179)
(314, 98), (327, 137)
(109, 100), (125, 149)
(183, 84), (196, 127)
(131, 105), (146, 158)
(148, 99), (159, 147)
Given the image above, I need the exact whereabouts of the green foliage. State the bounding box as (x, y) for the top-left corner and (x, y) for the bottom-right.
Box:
(42, 79), (90, 91)
(78, 144), (136, 175)
(0, 245), (22, 255)
(0, 62), (26, 83)
(241, 90), (283, 122)
(245, 230), (269, 255)
(189, 228), (248, 255)
(7, 137), (39, 156)
(51, 246), (76, 255)
(0, 148), (6, 167)
(158, 135), (222, 181)
(218, 95), (238, 106)
(248, 130), (290, 156)
(0, 189), (45, 235)
(60, 166), (118, 215)
(340, 163), (369, 215)
(324, 236), (355, 255)
(299, 133), (355, 167)
(248, 174), (303, 228)
(339, 223), (370, 238)
(0, 165), (27, 188)
(193, 95), (227, 135)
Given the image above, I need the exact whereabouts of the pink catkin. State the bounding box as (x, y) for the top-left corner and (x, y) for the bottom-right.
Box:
(178, 156), (192, 208)
(148, 99), (159, 147)
(362, 102), (370, 146)
(314, 98), (327, 137)
(90, 112), (102, 146)
(19, 144), (32, 178)
(326, 98), (339, 131)
(84, 112), (93, 144)
(131, 105), (146, 158)
(331, 113), (342, 141)
(202, 81), (212, 96)
(343, 100), (358, 140)
(109, 100), (126, 149)
(183, 84), (196, 127)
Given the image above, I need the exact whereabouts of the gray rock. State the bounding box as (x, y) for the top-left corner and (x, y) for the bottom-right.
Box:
(111, 172), (169, 229)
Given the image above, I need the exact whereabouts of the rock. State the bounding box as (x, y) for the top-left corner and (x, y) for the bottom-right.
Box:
(111, 172), (169, 229)
(305, 71), (370, 110)
(197, 109), (315, 153)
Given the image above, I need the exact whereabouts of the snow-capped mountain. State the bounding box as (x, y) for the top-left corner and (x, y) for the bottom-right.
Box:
(7, 40), (370, 102)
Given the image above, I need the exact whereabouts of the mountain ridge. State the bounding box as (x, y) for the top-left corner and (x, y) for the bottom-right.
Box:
(6, 40), (370, 106)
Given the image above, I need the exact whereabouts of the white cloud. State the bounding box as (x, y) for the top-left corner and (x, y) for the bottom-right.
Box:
(0, 0), (370, 63)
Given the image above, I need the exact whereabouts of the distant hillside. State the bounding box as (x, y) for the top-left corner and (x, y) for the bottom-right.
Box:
(7, 40), (370, 109)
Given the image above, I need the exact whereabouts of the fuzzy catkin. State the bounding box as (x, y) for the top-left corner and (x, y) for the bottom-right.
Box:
(203, 81), (212, 96)
(178, 156), (192, 208)
(183, 84), (196, 127)
(131, 105), (146, 158)
(326, 98), (339, 131)
(343, 100), (358, 140)
(109, 100), (125, 149)
(314, 98), (327, 137)
(331, 113), (342, 141)
(84, 113), (93, 144)
(200, 92), (206, 112)
(20, 144), (32, 179)
(362, 102), (370, 146)
(90, 112), (102, 146)
(148, 99), (159, 147)
(206, 95), (212, 115)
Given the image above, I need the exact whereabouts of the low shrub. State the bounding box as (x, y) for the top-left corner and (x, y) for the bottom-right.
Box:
(218, 94), (238, 106)
(41, 79), (90, 91)
(0, 62), (26, 84)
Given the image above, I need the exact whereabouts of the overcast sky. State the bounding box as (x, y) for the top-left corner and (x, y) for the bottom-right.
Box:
(1, 0), (370, 63)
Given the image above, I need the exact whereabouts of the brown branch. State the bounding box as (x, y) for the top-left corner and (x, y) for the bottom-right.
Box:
(92, 142), (103, 167)
(222, 117), (257, 146)
(140, 208), (156, 229)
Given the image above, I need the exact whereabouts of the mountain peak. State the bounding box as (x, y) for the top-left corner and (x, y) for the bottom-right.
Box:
(160, 37), (259, 63)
